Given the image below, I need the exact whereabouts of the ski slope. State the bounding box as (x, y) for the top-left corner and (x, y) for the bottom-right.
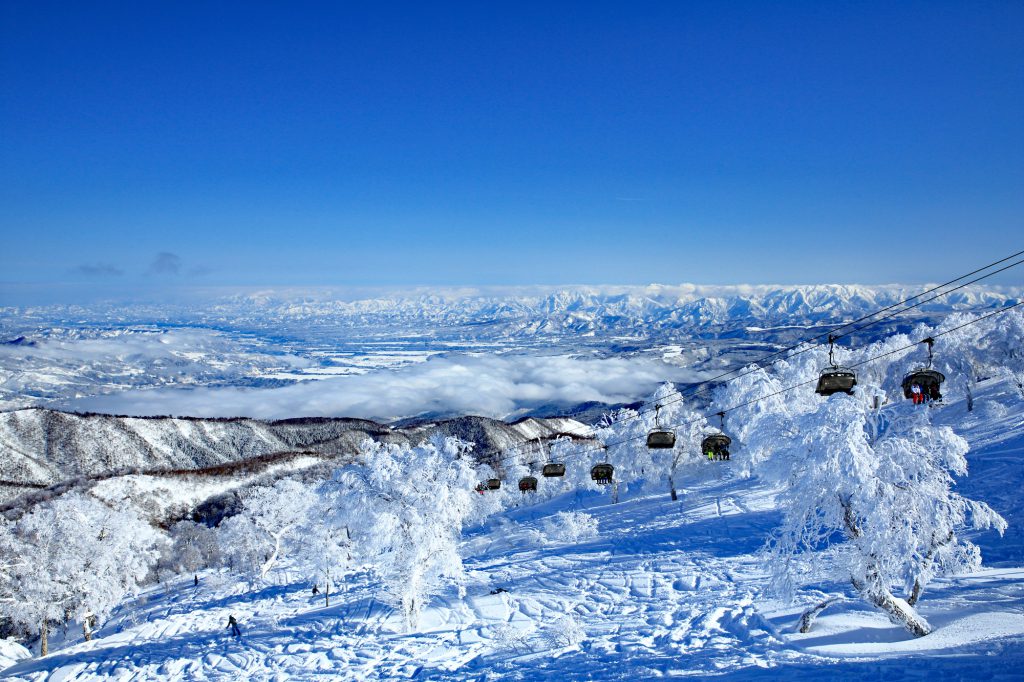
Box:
(3, 378), (1023, 680)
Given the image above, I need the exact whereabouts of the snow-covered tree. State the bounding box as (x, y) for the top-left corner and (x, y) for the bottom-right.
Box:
(237, 479), (313, 580)
(295, 493), (354, 607)
(594, 383), (709, 499)
(326, 436), (478, 630)
(216, 514), (270, 583)
(159, 520), (221, 581)
(541, 511), (599, 543)
(729, 341), (1007, 637)
(0, 493), (163, 654)
(981, 308), (1024, 398)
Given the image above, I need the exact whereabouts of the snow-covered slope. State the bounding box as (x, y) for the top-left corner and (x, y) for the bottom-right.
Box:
(3, 377), (1021, 680)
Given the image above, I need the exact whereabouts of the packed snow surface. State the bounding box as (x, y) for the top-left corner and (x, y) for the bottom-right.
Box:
(3, 379), (1022, 680)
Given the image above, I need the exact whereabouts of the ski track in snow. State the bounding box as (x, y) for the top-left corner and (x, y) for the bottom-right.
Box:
(3, 380), (1024, 680)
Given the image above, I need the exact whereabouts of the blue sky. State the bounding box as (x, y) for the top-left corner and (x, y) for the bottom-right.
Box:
(1, 1), (1022, 302)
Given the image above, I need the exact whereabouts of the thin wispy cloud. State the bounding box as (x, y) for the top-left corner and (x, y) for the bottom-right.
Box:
(147, 252), (182, 275)
(73, 263), (124, 277)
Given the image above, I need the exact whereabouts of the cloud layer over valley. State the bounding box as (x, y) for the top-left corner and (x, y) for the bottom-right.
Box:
(63, 353), (704, 422)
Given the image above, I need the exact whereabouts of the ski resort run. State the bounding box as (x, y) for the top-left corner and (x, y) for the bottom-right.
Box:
(1, 305), (1023, 680)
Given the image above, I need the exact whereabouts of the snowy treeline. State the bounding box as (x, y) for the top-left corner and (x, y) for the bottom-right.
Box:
(1, 309), (1020, 656)
(0, 494), (163, 654)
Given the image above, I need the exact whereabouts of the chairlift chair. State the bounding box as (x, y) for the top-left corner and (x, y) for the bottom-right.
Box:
(701, 414), (732, 461)
(542, 462), (566, 477)
(590, 463), (614, 485)
(902, 338), (944, 402)
(701, 434), (732, 461)
(647, 404), (677, 449)
(519, 476), (538, 492)
(486, 478), (501, 490)
(816, 335), (857, 397)
(816, 367), (858, 396)
(647, 430), (676, 449)
(902, 369), (945, 401)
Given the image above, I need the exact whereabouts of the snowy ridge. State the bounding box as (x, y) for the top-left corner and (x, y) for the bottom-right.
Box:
(0, 409), (586, 508)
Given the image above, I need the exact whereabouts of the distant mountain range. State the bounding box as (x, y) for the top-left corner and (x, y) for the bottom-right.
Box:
(182, 284), (1016, 339)
(1, 283), (1019, 415)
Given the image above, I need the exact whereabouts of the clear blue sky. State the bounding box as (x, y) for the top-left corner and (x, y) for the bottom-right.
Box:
(1, 1), (1022, 302)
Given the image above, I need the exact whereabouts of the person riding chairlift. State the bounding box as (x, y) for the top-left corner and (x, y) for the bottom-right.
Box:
(911, 383), (923, 405)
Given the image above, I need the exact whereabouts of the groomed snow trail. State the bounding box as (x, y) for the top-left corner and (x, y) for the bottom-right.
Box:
(3, 379), (1024, 680)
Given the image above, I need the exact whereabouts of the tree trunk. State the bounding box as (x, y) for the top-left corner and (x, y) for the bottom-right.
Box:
(841, 497), (930, 637)
(907, 579), (924, 607)
(83, 619), (92, 642)
(797, 597), (840, 633)
(40, 621), (48, 657)
(852, 578), (931, 637)
(668, 475), (677, 501)
(259, 526), (292, 580)
(325, 581), (330, 608)
(907, 531), (953, 606)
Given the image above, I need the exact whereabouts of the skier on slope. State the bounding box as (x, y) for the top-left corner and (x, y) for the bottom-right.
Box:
(227, 615), (241, 638)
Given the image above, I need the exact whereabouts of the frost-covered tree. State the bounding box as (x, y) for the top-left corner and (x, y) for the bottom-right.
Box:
(326, 436), (478, 630)
(541, 511), (599, 543)
(0, 493), (163, 654)
(238, 479), (313, 580)
(216, 514), (270, 582)
(594, 383), (710, 499)
(726, 340), (1007, 637)
(215, 479), (313, 583)
(158, 520), (221, 581)
(295, 494), (354, 607)
(981, 308), (1024, 398)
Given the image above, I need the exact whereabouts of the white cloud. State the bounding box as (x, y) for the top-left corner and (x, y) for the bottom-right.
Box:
(64, 353), (703, 421)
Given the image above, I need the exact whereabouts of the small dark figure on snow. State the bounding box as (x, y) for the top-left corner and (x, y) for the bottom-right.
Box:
(312, 584), (319, 595)
(228, 615), (241, 638)
(194, 575), (199, 587)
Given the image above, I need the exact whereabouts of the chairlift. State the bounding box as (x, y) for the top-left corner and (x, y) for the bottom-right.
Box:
(518, 476), (538, 492)
(701, 434), (732, 461)
(542, 462), (566, 477)
(701, 412), (732, 461)
(816, 335), (857, 397)
(487, 478), (501, 490)
(590, 463), (614, 485)
(902, 337), (945, 403)
(647, 404), (677, 449)
(528, 438), (565, 477)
